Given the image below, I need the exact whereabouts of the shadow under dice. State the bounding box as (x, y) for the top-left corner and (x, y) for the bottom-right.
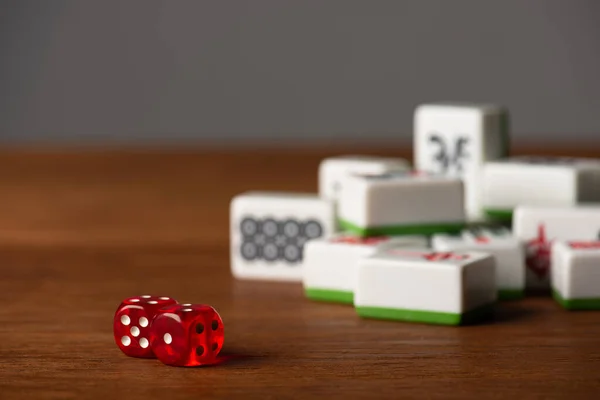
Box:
(113, 295), (178, 358)
(150, 304), (224, 367)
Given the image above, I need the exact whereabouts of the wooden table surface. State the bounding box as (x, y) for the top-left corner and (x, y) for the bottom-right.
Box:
(1, 146), (600, 399)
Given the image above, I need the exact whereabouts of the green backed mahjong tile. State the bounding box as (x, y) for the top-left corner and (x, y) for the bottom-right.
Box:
(552, 289), (600, 310)
(355, 303), (495, 326)
(483, 208), (513, 223)
(338, 219), (465, 238)
(305, 288), (353, 304)
(498, 289), (525, 301)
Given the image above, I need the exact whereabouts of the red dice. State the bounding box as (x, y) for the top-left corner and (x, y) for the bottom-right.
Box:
(113, 295), (178, 358)
(149, 303), (225, 367)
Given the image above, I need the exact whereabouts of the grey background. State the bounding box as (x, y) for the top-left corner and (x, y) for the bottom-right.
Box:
(1, 0), (599, 146)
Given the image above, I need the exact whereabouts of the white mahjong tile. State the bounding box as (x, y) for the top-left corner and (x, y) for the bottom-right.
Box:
(337, 170), (465, 237)
(414, 103), (509, 220)
(482, 156), (600, 221)
(513, 205), (600, 289)
(355, 248), (496, 325)
(230, 192), (335, 281)
(318, 155), (409, 202)
(551, 240), (600, 309)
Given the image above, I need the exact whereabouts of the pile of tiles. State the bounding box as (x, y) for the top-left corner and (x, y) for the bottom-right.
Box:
(229, 103), (600, 325)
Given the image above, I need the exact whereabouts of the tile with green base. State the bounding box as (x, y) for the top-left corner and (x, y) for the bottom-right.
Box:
(498, 289), (525, 301)
(338, 219), (465, 237)
(483, 209), (513, 222)
(305, 288), (353, 304)
(355, 303), (495, 326)
(552, 289), (600, 310)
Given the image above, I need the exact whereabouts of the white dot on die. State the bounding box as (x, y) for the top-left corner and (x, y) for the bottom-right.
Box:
(141, 295), (151, 298)
(130, 326), (140, 337)
(159, 297), (170, 300)
(120, 315), (130, 326)
(148, 300), (158, 304)
(181, 303), (192, 306)
(182, 308), (193, 312)
(129, 299), (140, 303)
(164, 333), (172, 344)
(121, 336), (131, 346)
(139, 317), (149, 327)
(139, 338), (149, 348)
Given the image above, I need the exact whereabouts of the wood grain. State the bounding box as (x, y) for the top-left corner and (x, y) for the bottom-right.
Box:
(1, 146), (600, 399)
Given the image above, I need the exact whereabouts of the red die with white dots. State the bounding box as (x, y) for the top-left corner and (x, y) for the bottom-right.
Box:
(113, 295), (178, 358)
(150, 303), (224, 367)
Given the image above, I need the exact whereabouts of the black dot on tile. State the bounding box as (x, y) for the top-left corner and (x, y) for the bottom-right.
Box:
(196, 323), (204, 334)
(196, 346), (204, 356)
(212, 320), (219, 330)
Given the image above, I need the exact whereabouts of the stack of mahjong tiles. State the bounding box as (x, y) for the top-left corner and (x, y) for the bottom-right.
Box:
(229, 102), (600, 326)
